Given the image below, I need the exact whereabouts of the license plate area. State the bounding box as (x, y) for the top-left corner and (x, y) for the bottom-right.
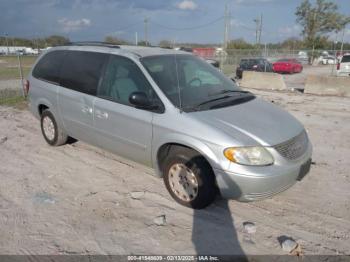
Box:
(297, 159), (311, 181)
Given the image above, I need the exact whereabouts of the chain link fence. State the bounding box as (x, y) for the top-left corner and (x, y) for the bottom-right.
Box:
(0, 55), (38, 105)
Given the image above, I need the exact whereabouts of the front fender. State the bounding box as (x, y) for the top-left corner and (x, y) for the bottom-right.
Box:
(152, 132), (228, 177)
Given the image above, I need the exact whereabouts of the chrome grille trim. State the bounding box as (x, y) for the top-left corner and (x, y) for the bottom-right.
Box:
(274, 130), (308, 160)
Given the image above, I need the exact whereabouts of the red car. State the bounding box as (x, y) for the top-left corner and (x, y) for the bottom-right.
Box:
(273, 59), (303, 74)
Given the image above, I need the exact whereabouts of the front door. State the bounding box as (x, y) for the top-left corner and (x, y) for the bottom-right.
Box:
(94, 55), (159, 166)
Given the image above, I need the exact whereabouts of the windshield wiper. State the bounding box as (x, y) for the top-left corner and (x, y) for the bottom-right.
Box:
(186, 91), (254, 111)
(186, 95), (233, 111)
(209, 89), (251, 96)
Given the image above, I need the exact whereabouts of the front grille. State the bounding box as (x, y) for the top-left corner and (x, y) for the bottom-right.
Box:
(274, 130), (308, 160)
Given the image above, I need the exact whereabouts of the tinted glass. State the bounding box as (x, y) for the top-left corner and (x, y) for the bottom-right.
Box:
(141, 54), (246, 111)
(342, 56), (350, 63)
(60, 51), (108, 95)
(98, 55), (158, 106)
(32, 50), (66, 83)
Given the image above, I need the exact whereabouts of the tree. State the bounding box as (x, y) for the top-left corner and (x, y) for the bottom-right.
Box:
(295, 0), (349, 53)
(137, 40), (149, 46)
(159, 40), (172, 48)
(104, 36), (130, 45)
(45, 35), (70, 46)
(227, 38), (254, 49)
(280, 37), (306, 50)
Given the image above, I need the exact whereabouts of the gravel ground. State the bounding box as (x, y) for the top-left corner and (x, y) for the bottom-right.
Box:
(0, 88), (349, 256)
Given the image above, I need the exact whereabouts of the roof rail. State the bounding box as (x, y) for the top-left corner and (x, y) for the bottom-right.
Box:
(65, 41), (120, 49)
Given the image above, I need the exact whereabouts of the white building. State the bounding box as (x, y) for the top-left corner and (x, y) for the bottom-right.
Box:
(0, 46), (39, 55)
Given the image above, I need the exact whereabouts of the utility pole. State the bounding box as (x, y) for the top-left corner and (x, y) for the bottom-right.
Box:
(340, 26), (345, 54)
(258, 13), (263, 46)
(135, 32), (138, 46)
(253, 17), (260, 46)
(5, 33), (9, 54)
(223, 3), (229, 50)
(144, 18), (149, 46)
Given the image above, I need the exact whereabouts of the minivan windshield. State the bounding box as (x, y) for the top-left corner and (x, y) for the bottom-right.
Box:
(141, 54), (254, 112)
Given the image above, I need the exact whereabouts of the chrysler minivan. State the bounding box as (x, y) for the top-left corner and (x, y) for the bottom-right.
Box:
(27, 42), (312, 209)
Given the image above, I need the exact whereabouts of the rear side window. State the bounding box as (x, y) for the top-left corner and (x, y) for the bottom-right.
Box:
(341, 56), (350, 63)
(32, 50), (66, 83)
(60, 51), (108, 95)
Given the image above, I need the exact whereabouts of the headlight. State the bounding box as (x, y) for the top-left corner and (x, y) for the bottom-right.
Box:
(224, 146), (274, 166)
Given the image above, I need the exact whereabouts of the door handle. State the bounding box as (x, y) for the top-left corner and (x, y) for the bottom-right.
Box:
(95, 110), (108, 119)
(81, 106), (93, 114)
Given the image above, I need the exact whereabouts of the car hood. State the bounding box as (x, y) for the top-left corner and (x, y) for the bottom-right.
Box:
(192, 97), (304, 146)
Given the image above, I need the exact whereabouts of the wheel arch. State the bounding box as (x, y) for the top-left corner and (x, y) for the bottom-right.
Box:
(153, 135), (222, 178)
(33, 98), (53, 119)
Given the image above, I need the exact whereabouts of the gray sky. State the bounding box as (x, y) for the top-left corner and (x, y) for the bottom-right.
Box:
(1, 0), (349, 44)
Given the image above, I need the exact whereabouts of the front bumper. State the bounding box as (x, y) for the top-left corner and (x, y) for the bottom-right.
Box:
(214, 142), (312, 201)
(337, 71), (350, 77)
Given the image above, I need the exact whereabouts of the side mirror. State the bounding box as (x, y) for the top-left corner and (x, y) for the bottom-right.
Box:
(129, 91), (156, 109)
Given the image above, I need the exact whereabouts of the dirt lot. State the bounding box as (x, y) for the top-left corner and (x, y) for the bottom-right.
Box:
(0, 88), (349, 256)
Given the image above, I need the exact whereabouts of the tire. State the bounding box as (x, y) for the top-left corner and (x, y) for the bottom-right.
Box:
(162, 146), (217, 209)
(40, 109), (68, 146)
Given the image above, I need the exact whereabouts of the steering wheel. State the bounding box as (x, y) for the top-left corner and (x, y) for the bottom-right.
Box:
(188, 77), (202, 88)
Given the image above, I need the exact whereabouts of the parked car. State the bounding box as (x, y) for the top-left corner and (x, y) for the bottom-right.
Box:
(337, 54), (350, 77)
(27, 43), (312, 209)
(205, 59), (220, 68)
(235, 58), (273, 79)
(273, 59), (303, 74)
(297, 51), (309, 64)
(322, 55), (336, 65)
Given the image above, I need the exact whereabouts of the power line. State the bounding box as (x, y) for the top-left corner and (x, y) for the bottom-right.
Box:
(113, 21), (144, 32)
(149, 16), (224, 31)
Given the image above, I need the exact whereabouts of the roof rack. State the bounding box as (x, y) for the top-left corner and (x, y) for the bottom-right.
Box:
(65, 41), (120, 49)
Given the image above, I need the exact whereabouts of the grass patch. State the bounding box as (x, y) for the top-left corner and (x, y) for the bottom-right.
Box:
(0, 67), (31, 80)
(0, 55), (35, 80)
(0, 95), (27, 109)
(0, 55), (37, 67)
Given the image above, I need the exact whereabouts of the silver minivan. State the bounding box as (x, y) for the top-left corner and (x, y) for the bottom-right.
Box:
(27, 43), (312, 209)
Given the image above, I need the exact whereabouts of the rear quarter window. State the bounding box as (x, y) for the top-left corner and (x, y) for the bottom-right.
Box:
(59, 51), (109, 95)
(32, 50), (66, 83)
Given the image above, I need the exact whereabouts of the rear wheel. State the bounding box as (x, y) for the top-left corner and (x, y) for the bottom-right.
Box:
(41, 109), (68, 146)
(162, 147), (217, 209)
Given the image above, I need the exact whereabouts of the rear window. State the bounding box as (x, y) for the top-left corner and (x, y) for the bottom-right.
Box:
(32, 50), (66, 83)
(341, 56), (350, 63)
(60, 51), (109, 95)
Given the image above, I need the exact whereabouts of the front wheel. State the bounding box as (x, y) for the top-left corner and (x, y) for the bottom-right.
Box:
(162, 147), (217, 209)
